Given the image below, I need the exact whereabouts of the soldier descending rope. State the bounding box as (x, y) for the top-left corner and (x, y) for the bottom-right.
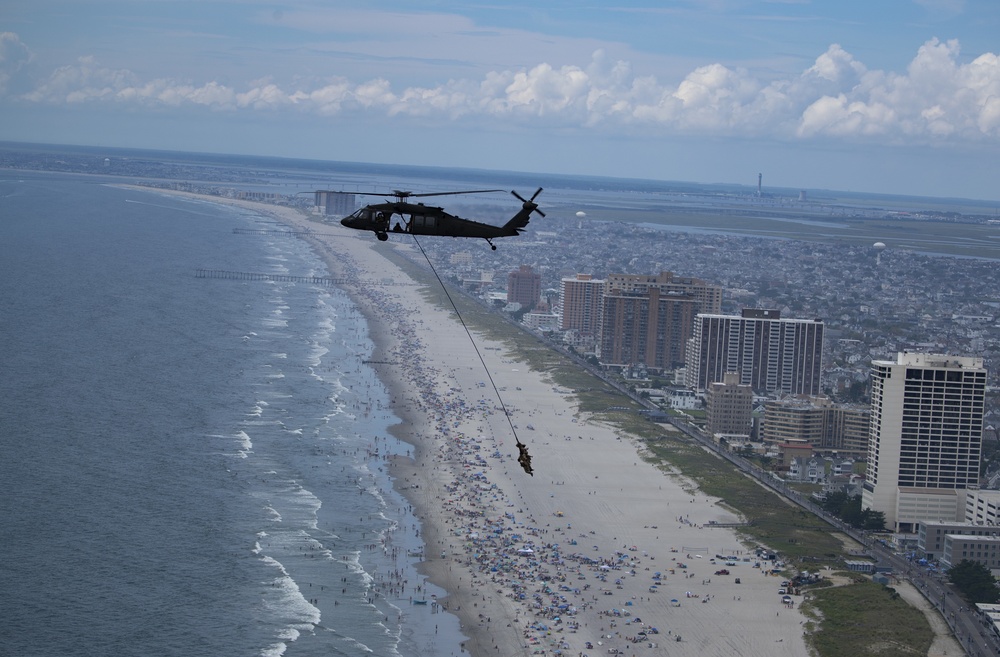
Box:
(516, 440), (533, 476)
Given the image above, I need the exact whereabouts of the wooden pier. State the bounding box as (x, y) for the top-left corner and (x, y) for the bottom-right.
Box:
(232, 227), (312, 236)
(195, 269), (413, 287)
(195, 269), (350, 286)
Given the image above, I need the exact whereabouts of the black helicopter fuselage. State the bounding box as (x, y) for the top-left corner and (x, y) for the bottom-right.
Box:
(340, 191), (540, 249)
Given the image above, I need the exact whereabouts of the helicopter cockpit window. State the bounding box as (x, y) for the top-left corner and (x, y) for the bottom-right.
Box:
(350, 208), (371, 220)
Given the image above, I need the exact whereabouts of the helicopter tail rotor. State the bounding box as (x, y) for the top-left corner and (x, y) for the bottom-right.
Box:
(511, 187), (545, 217)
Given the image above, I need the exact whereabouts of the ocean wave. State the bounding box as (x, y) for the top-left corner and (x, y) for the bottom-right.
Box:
(235, 430), (253, 457)
(257, 555), (321, 656)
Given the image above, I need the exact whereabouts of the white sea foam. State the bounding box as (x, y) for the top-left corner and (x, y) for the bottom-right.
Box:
(259, 641), (287, 657)
(344, 550), (374, 584)
(307, 342), (329, 368)
(235, 430), (253, 457)
(257, 555), (321, 656)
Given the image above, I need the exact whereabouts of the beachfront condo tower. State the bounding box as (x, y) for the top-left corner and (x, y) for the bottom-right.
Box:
(684, 309), (824, 395)
(862, 352), (987, 533)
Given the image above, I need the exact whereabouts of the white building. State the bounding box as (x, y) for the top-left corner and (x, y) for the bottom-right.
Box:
(965, 489), (1000, 526)
(862, 352), (987, 533)
(668, 388), (699, 410)
(523, 312), (560, 331)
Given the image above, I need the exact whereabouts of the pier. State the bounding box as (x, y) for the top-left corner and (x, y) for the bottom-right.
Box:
(195, 269), (414, 286)
(232, 227), (313, 236)
(195, 269), (351, 286)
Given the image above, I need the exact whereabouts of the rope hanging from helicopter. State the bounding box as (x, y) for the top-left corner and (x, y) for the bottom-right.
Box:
(410, 235), (533, 476)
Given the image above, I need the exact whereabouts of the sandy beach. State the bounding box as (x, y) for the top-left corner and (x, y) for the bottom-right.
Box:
(132, 189), (814, 656)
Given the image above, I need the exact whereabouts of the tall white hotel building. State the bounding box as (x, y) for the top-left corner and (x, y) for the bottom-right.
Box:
(862, 352), (987, 533)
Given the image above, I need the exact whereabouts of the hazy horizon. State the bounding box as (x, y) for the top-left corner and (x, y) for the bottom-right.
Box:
(7, 138), (1000, 211)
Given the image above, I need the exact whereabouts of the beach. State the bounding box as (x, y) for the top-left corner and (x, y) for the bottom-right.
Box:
(130, 189), (814, 656)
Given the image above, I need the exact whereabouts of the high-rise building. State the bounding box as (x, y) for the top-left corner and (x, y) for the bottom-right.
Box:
(560, 274), (605, 336)
(824, 405), (871, 455)
(314, 191), (355, 216)
(604, 272), (722, 314)
(862, 352), (987, 533)
(599, 289), (699, 371)
(684, 309), (824, 395)
(599, 272), (722, 371)
(507, 265), (541, 310)
(705, 372), (753, 437)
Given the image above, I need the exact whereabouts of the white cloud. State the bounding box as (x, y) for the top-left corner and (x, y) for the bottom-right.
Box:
(798, 39), (1000, 140)
(7, 34), (1000, 145)
(0, 32), (33, 94)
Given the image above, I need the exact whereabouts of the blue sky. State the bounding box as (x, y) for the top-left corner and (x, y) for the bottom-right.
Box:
(3, 1), (999, 200)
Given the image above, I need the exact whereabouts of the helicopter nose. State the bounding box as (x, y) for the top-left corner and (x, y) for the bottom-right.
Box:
(340, 216), (353, 228)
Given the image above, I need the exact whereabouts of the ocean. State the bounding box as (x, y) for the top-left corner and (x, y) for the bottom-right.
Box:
(0, 171), (466, 656)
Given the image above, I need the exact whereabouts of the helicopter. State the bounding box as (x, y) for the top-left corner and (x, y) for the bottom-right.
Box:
(329, 187), (544, 250)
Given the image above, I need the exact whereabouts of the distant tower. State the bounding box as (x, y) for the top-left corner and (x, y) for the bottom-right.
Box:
(757, 173), (762, 197)
(873, 241), (886, 266)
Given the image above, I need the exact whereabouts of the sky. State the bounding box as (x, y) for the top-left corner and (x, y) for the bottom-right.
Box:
(2, 1), (1000, 200)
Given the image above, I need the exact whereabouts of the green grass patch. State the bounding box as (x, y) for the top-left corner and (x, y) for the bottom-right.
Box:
(801, 581), (934, 657)
(645, 436), (845, 564)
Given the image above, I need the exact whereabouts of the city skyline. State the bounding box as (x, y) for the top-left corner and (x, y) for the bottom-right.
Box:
(2, 1), (1000, 200)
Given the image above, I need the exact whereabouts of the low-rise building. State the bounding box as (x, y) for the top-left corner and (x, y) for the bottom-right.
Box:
(918, 521), (1000, 561)
(941, 534), (1000, 570)
(975, 603), (1000, 642)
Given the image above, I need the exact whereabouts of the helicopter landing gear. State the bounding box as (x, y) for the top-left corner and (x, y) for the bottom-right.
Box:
(485, 238), (497, 250)
(376, 232), (389, 241)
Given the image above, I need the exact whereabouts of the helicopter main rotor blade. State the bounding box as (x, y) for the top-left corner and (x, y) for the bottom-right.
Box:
(404, 189), (506, 198)
(305, 189), (504, 199)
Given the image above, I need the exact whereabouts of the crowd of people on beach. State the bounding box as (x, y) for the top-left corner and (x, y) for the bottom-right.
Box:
(311, 235), (801, 656)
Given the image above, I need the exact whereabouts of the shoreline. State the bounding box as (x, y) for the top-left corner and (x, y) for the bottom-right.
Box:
(122, 187), (817, 656)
